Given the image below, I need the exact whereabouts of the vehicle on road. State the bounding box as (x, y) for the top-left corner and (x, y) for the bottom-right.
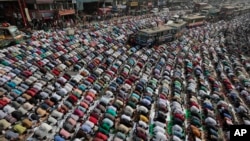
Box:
(0, 24), (23, 47)
(183, 14), (206, 27)
(134, 21), (186, 47)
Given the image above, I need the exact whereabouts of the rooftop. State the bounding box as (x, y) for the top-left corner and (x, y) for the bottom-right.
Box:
(168, 21), (187, 28)
(140, 25), (173, 34)
(184, 15), (206, 20)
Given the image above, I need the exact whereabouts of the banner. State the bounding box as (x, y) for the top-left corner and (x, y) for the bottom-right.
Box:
(25, 8), (31, 22)
(58, 9), (75, 16)
(130, 2), (138, 7)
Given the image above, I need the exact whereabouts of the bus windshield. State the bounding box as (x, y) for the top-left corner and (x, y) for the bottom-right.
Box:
(200, 10), (208, 16)
(9, 26), (21, 37)
(137, 32), (148, 41)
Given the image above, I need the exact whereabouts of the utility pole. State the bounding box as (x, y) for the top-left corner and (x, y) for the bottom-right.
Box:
(18, 0), (27, 27)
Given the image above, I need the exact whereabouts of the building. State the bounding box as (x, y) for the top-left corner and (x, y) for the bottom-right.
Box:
(26, 0), (55, 20)
(0, 0), (114, 27)
(55, 0), (76, 18)
(0, 0), (76, 27)
(77, 0), (99, 14)
(1, 0), (172, 27)
(26, 0), (76, 20)
(0, 0), (21, 26)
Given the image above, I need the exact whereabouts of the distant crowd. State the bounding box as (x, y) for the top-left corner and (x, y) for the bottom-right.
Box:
(223, 13), (250, 56)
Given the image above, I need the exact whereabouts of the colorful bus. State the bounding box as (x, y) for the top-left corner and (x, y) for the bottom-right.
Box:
(233, 6), (250, 17)
(183, 15), (206, 28)
(0, 24), (23, 47)
(194, 2), (211, 12)
(219, 6), (235, 20)
(135, 25), (176, 47)
(167, 20), (187, 39)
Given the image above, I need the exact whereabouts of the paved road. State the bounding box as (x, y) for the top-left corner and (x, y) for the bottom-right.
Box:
(21, 9), (189, 141)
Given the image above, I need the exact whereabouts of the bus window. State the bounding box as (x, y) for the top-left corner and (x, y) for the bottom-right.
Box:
(138, 33), (148, 41)
(0, 30), (4, 39)
(172, 29), (177, 34)
(151, 33), (157, 37)
(9, 26), (20, 37)
(157, 32), (162, 37)
(136, 32), (150, 46)
(0, 29), (11, 39)
(163, 30), (169, 35)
